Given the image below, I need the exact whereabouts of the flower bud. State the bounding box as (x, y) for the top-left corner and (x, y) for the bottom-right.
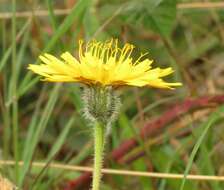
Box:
(82, 85), (121, 126)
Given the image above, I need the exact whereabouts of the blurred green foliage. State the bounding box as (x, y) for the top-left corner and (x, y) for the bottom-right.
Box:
(0, 0), (224, 189)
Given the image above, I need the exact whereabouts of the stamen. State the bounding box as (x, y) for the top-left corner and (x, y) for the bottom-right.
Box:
(134, 52), (148, 65)
(96, 43), (103, 58)
(105, 40), (113, 61)
(85, 41), (92, 52)
(79, 40), (84, 60)
(99, 45), (107, 61)
(119, 44), (134, 62)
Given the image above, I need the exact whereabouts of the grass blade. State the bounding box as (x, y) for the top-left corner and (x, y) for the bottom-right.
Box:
(31, 116), (75, 189)
(180, 105), (224, 190)
(11, 0), (19, 182)
(19, 84), (61, 187)
(19, 0), (90, 96)
(0, 18), (30, 73)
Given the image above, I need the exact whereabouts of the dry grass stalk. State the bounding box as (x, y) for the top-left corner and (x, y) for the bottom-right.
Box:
(1, 160), (224, 182)
(1, 2), (224, 20)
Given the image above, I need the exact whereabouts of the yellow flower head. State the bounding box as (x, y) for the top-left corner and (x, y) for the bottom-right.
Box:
(28, 39), (182, 89)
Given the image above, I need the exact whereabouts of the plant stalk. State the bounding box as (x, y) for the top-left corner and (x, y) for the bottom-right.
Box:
(12, 0), (19, 182)
(92, 121), (105, 190)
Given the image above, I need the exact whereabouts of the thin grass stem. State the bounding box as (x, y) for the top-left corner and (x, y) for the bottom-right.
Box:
(11, 0), (19, 183)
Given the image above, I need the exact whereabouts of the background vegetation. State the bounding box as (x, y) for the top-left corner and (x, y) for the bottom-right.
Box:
(1, 0), (224, 189)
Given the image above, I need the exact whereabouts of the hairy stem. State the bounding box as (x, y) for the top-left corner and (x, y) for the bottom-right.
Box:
(92, 122), (105, 190)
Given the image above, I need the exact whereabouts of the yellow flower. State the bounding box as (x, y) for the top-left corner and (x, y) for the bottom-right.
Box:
(28, 39), (182, 89)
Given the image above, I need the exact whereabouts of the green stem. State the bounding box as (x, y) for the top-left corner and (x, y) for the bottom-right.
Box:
(92, 122), (105, 190)
(12, 0), (19, 183)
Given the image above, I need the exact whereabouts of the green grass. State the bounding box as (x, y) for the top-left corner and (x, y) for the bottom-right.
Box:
(1, 0), (224, 189)
(180, 105), (224, 190)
